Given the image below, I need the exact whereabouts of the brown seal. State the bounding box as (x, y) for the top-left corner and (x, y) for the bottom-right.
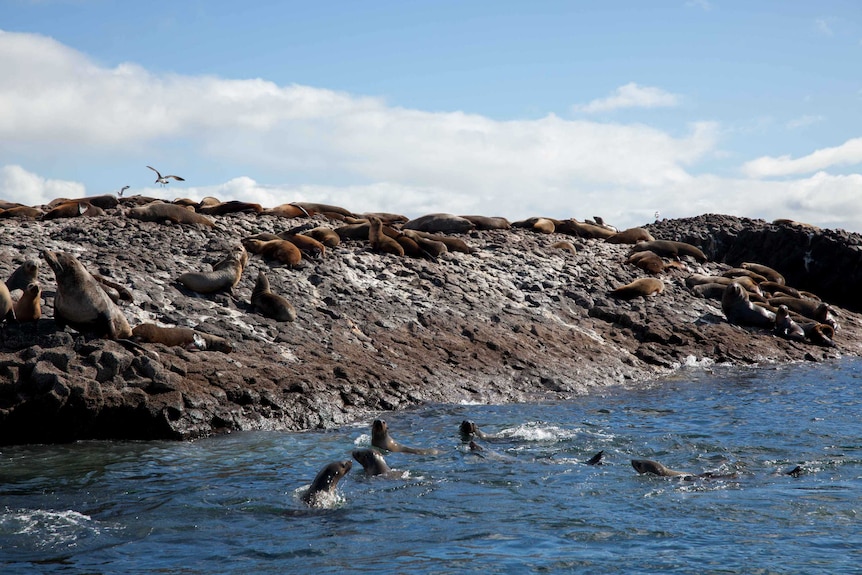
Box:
(251, 270), (297, 322)
(631, 459), (737, 480)
(42, 201), (104, 220)
(401, 229), (448, 258)
(459, 215), (511, 230)
(351, 449), (392, 477)
(721, 282), (775, 328)
(740, 262), (784, 284)
(627, 250), (665, 274)
(359, 212), (409, 225)
(292, 202), (354, 218)
(335, 222), (371, 241)
(198, 200), (263, 215)
(242, 238), (302, 267)
(368, 216), (405, 257)
(42, 250), (132, 339)
(127, 201), (215, 227)
(406, 230), (474, 254)
(631, 240), (707, 263)
(13, 282), (41, 322)
(774, 305), (805, 341)
(768, 297), (838, 330)
(303, 227), (341, 248)
(302, 460), (352, 506)
(5, 260), (39, 292)
(686, 274), (762, 296)
(550, 240), (577, 254)
(554, 219), (616, 240)
(758, 281), (800, 299)
(0, 283), (13, 322)
(131, 323), (233, 352)
(277, 232), (326, 259)
(691, 282), (728, 300)
(0, 206), (44, 219)
(178, 245), (248, 293)
(722, 268), (768, 284)
(605, 227), (655, 244)
(263, 203), (311, 218)
(371, 419), (440, 455)
(404, 213), (475, 234)
(610, 277), (664, 299)
(801, 322), (835, 347)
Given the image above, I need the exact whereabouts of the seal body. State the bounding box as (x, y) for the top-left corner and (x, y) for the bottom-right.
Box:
(351, 449), (391, 476)
(132, 323), (233, 353)
(631, 459), (689, 477)
(404, 213), (475, 234)
(741, 262), (785, 285)
(721, 282), (775, 328)
(459, 215), (510, 230)
(768, 296), (838, 330)
(371, 419), (440, 455)
(302, 460), (352, 505)
(242, 238), (302, 267)
(774, 305), (805, 341)
(251, 271), (297, 322)
(13, 282), (41, 322)
(178, 245), (248, 293)
(368, 216), (405, 256)
(605, 227), (655, 244)
(42, 250), (132, 339)
(631, 240), (707, 263)
(128, 202), (215, 227)
(610, 277), (664, 299)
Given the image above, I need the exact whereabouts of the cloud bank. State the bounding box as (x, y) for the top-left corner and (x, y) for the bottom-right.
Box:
(1, 30), (861, 232)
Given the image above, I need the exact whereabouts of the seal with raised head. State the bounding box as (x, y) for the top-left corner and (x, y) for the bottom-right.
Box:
(368, 216), (405, 257)
(774, 304), (805, 341)
(371, 419), (440, 455)
(42, 250), (132, 339)
(768, 296), (838, 330)
(5, 260), (39, 292)
(351, 449), (392, 477)
(251, 270), (297, 322)
(302, 460), (352, 506)
(132, 323), (233, 353)
(177, 245), (248, 294)
(13, 282), (41, 322)
(721, 282), (775, 328)
(459, 420), (496, 441)
(610, 277), (664, 299)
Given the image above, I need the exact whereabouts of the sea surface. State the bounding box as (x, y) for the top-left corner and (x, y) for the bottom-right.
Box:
(2, 357), (861, 574)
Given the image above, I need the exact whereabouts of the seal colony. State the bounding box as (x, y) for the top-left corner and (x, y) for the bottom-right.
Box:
(1, 194), (860, 445)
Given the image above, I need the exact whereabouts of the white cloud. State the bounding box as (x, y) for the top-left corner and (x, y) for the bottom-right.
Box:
(0, 164), (84, 205)
(786, 115), (824, 129)
(742, 137), (862, 177)
(573, 83), (680, 114)
(815, 18), (834, 36)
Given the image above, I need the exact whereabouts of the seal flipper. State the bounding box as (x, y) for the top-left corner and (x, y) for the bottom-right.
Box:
(585, 450), (604, 466)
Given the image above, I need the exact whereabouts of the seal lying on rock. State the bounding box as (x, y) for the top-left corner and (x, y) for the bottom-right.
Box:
(721, 282), (775, 328)
(302, 460), (352, 506)
(371, 419), (440, 455)
(741, 262), (785, 285)
(131, 323), (233, 353)
(610, 277), (664, 299)
(630, 240), (707, 263)
(178, 245), (248, 293)
(42, 250), (132, 339)
(127, 201), (215, 227)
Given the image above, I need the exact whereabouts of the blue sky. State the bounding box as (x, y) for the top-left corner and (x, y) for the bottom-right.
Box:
(2, 0), (861, 230)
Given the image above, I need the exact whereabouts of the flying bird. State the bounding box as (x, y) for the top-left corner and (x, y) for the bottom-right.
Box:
(118, 185), (130, 197)
(147, 166), (185, 187)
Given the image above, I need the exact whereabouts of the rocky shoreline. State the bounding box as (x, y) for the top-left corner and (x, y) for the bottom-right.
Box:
(2, 205), (861, 445)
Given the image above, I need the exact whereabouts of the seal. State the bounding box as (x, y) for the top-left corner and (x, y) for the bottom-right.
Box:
(241, 238), (302, 267)
(177, 245), (248, 293)
(686, 274), (762, 296)
(0, 282), (13, 322)
(407, 230), (474, 254)
(197, 200), (263, 215)
(401, 229), (447, 258)
(605, 227), (655, 244)
(42, 201), (104, 220)
(774, 304), (805, 341)
(630, 240), (707, 263)
(0, 206), (44, 219)
(302, 460), (352, 506)
(768, 296), (838, 330)
(631, 458), (737, 480)
(335, 222), (371, 241)
(585, 451), (604, 466)
(459, 215), (511, 230)
(741, 262), (785, 285)
(13, 282), (41, 322)
(691, 282), (728, 300)
(303, 227), (341, 248)
(127, 201), (215, 227)
(5, 260), (39, 292)
(721, 282), (775, 328)
(371, 419), (440, 455)
(459, 420), (496, 441)
(758, 281), (800, 299)
(277, 232), (326, 259)
(351, 449), (392, 477)
(550, 240), (577, 255)
(627, 250), (665, 275)
(291, 202), (354, 218)
(42, 250), (132, 339)
(131, 323), (233, 352)
(403, 213), (475, 234)
(610, 277), (664, 299)
(554, 219), (616, 239)
(251, 270), (297, 322)
(368, 216), (405, 257)
(93, 274), (134, 303)
(263, 203), (311, 218)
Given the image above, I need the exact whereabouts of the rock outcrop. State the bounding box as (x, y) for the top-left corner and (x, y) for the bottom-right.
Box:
(2, 208), (861, 445)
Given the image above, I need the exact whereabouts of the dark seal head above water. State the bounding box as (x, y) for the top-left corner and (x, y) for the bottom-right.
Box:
(302, 460), (352, 506)
(351, 449), (391, 476)
(371, 419), (440, 455)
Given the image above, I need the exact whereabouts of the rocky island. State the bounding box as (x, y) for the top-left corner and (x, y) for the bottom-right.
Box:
(2, 197), (861, 445)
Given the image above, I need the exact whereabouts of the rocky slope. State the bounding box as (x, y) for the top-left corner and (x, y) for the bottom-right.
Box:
(2, 207), (860, 445)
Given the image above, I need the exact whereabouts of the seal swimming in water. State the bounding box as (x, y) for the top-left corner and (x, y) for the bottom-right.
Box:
(631, 459), (737, 480)
(178, 245), (248, 294)
(302, 460), (352, 506)
(371, 419), (440, 455)
(251, 270), (297, 322)
(721, 282), (775, 328)
(351, 449), (392, 477)
(42, 250), (132, 339)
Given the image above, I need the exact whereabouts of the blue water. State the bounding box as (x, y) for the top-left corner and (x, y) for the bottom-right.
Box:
(2, 358), (861, 574)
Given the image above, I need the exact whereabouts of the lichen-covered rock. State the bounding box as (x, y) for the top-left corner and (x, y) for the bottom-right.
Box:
(1, 209), (861, 444)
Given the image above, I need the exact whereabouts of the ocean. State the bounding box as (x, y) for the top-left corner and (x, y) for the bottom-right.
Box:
(2, 357), (860, 574)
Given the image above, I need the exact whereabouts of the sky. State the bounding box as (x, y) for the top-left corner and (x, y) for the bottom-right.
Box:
(1, 0), (861, 231)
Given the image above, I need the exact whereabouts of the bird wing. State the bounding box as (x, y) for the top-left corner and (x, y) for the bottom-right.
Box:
(146, 166), (162, 177)
(166, 175), (185, 181)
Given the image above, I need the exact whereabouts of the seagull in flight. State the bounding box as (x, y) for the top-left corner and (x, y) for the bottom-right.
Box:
(147, 166), (185, 187)
(118, 185), (130, 197)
